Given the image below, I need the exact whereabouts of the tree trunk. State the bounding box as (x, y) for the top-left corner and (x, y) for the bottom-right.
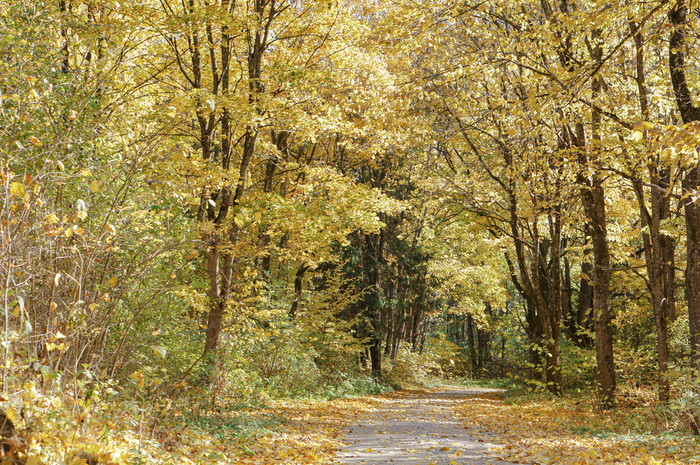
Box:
(587, 185), (616, 408)
(289, 264), (308, 318)
(563, 242), (593, 348)
(363, 232), (383, 379)
(628, 19), (675, 402)
(59, 0), (71, 74)
(391, 313), (403, 363)
(684, 169), (700, 377)
(411, 300), (424, 352)
(501, 336), (506, 377)
(477, 326), (489, 373)
(503, 149), (559, 391)
(383, 278), (395, 357)
(505, 254), (545, 383)
(565, 26), (617, 408)
(418, 321), (427, 354)
(202, 0), (268, 355)
(577, 250), (595, 348)
(562, 251), (575, 341)
(467, 314), (477, 376)
(547, 209), (564, 394)
(669, 0), (700, 382)
(391, 263), (407, 362)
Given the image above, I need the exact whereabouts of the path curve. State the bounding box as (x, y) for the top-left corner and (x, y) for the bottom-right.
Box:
(334, 388), (518, 465)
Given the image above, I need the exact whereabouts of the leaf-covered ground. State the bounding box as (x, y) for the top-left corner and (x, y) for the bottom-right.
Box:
(157, 387), (700, 465)
(15, 386), (700, 464)
(456, 391), (700, 465)
(253, 388), (700, 465)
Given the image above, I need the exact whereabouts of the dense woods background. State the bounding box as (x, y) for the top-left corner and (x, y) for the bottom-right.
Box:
(4, 0), (700, 462)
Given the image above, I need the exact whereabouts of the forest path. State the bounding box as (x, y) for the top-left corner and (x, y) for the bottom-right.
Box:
(334, 388), (518, 465)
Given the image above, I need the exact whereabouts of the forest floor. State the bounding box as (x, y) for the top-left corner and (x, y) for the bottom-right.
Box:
(231, 386), (700, 464)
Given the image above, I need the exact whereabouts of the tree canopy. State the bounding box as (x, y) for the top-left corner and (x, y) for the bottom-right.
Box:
(3, 0), (700, 462)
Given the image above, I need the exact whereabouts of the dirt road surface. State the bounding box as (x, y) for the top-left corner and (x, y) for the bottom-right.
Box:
(334, 388), (519, 465)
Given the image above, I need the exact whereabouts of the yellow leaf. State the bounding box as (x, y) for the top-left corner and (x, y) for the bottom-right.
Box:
(68, 109), (77, 121)
(5, 407), (16, 423)
(89, 180), (100, 192)
(629, 129), (647, 142)
(29, 135), (42, 147)
(108, 277), (118, 288)
(234, 215), (244, 228)
(106, 223), (116, 234)
(19, 112), (28, 123)
(9, 182), (25, 197)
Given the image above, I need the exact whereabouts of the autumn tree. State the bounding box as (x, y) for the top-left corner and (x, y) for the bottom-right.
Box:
(667, 0), (700, 390)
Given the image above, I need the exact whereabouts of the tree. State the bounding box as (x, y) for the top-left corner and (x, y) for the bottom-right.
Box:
(668, 0), (700, 386)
